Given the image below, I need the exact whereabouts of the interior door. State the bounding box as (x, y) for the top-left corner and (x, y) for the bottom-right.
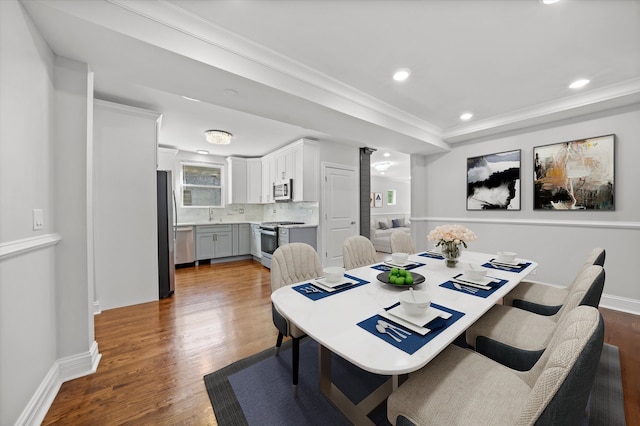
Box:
(322, 163), (358, 267)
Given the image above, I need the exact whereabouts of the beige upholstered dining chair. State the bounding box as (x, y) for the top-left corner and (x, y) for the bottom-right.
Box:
(387, 306), (604, 426)
(342, 235), (377, 270)
(390, 230), (416, 254)
(465, 264), (604, 371)
(270, 243), (323, 396)
(504, 247), (605, 316)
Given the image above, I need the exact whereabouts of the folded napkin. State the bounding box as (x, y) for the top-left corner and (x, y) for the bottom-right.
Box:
(370, 262), (425, 272)
(482, 259), (531, 272)
(292, 274), (369, 301)
(419, 251), (444, 260)
(357, 303), (465, 355)
(439, 276), (509, 298)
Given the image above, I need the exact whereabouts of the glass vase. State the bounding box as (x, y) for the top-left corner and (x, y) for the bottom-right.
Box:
(441, 241), (461, 267)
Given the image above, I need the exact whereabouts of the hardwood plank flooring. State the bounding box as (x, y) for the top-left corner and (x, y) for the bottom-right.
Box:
(43, 258), (639, 425)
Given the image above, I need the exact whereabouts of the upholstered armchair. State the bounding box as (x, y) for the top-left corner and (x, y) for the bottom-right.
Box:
(387, 306), (604, 426)
(270, 242), (323, 396)
(466, 264), (605, 371)
(504, 248), (605, 316)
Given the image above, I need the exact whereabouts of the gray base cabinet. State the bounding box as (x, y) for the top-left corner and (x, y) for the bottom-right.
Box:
(196, 225), (233, 260)
(196, 223), (252, 260)
(233, 223), (251, 256)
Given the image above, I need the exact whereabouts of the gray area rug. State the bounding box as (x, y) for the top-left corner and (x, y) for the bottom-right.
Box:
(587, 343), (626, 425)
(204, 340), (624, 425)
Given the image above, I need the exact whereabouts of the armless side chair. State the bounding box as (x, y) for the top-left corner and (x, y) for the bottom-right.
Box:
(504, 248), (605, 316)
(270, 242), (323, 396)
(387, 306), (604, 426)
(342, 235), (377, 270)
(390, 230), (416, 254)
(466, 264), (604, 371)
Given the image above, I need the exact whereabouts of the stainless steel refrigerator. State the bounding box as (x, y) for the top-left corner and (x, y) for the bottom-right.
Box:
(157, 170), (175, 298)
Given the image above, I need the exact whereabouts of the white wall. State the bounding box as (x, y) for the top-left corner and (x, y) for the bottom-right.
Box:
(370, 176), (411, 215)
(94, 100), (160, 311)
(1, 1), (97, 424)
(411, 107), (640, 312)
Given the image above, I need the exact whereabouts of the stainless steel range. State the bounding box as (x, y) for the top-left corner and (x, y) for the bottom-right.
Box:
(260, 221), (305, 269)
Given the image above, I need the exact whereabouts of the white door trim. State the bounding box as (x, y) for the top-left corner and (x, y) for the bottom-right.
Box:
(320, 161), (358, 267)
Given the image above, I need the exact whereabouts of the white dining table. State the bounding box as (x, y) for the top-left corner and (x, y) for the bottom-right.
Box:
(271, 250), (538, 425)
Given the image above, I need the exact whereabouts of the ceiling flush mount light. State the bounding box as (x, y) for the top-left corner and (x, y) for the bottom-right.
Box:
(393, 68), (411, 82)
(204, 130), (233, 145)
(383, 152), (391, 157)
(196, 150), (209, 155)
(569, 79), (590, 89)
(460, 112), (473, 121)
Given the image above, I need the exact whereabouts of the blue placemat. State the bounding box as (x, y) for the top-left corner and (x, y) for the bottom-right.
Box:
(357, 303), (465, 355)
(482, 259), (532, 273)
(370, 262), (425, 272)
(293, 274), (370, 301)
(439, 274), (509, 298)
(418, 251), (444, 260)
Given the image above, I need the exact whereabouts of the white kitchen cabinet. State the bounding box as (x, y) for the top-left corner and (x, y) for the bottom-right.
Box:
(250, 223), (262, 258)
(274, 147), (294, 181)
(261, 153), (275, 204)
(291, 139), (319, 202)
(226, 157), (248, 204)
(247, 158), (262, 203)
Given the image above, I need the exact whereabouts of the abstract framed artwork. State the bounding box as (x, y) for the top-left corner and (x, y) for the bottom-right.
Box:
(533, 134), (615, 210)
(467, 149), (521, 210)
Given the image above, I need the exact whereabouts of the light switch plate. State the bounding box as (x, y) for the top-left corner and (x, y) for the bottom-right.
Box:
(33, 209), (44, 230)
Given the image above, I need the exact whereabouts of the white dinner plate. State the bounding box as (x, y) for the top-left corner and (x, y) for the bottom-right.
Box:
(490, 258), (524, 267)
(457, 274), (498, 286)
(313, 276), (359, 292)
(384, 260), (414, 268)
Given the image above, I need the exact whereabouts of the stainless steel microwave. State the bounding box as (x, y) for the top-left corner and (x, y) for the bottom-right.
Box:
(273, 179), (292, 201)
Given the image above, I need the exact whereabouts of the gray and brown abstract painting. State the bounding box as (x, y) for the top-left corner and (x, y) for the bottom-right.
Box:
(467, 150), (521, 210)
(534, 135), (614, 210)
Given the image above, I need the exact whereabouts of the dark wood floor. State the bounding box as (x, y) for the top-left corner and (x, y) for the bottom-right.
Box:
(43, 258), (639, 425)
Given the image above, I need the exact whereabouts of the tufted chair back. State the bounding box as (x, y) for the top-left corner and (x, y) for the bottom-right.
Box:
(342, 235), (377, 270)
(390, 231), (416, 254)
(271, 243), (324, 292)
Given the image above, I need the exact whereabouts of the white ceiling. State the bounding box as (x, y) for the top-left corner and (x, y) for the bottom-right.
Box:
(21, 0), (640, 181)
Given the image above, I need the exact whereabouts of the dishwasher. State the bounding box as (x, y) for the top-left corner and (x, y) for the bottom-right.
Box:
(175, 226), (195, 265)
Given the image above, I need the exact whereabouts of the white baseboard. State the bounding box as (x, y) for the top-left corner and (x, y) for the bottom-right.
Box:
(15, 342), (101, 426)
(599, 293), (640, 315)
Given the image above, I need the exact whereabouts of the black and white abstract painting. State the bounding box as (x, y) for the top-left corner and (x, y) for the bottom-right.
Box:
(467, 150), (521, 210)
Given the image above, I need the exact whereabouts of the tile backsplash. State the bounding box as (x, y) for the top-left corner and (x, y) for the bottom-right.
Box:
(176, 201), (319, 225)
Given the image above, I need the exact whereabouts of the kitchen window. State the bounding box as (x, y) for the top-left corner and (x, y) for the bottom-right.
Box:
(181, 162), (225, 207)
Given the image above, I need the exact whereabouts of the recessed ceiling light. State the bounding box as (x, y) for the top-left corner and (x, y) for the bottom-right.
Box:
(383, 152), (391, 157)
(460, 112), (473, 121)
(196, 150), (209, 155)
(540, 0), (559, 4)
(393, 68), (411, 82)
(181, 96), (200, 102)
(224, 89), (239, 96)
(569, 79), (590, 89)
(373, 162), (391, 172)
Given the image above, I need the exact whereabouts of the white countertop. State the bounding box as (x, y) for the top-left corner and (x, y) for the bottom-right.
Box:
(175, 221), (318, 227)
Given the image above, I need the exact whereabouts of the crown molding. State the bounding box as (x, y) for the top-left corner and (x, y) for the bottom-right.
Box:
(443, 77), (640, 143)
(104, 0), (446, 148)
